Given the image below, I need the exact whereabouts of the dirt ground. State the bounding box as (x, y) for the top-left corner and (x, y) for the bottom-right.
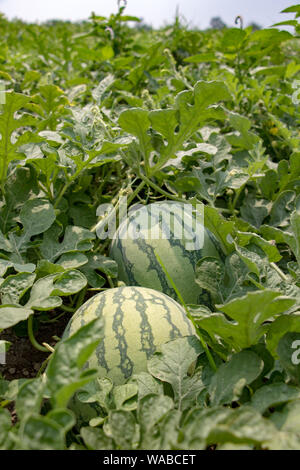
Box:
(0, 315), (71, 380)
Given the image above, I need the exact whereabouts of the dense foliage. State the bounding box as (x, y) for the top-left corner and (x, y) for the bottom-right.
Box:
(0, 3), (300, 450)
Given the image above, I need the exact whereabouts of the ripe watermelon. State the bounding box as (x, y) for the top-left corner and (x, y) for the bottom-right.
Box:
(63, 286), (195, 385)
(110, 201), (223, 305)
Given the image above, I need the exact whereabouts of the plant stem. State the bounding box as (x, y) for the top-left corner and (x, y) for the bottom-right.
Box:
(36, 355), (52, 377)
(27, 315), (48, 352)
(40, 309), (72, 323)
(91, 179), (146, 234)
(270, 262), (289, 282)
(232, 185), (245, 212)
(107, 275), (115, 289)
(140, 174), (187, 204)
(141, 174), (220, 211)
(75, 287), (87, 310)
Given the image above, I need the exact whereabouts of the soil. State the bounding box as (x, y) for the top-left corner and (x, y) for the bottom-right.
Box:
(0, 314), (72, 381)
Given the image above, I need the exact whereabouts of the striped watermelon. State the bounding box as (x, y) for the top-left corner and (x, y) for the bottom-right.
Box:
(63, 286), (195, 384)
(110, 201), (223, 305)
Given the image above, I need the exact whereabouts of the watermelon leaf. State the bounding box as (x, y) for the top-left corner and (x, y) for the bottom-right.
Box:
(46, 317), (104, 408)
(0, 92), (36, 185)
(80, 426), (114, 450)
(197, 290), (296, 350)
(208, 350), (263, 406)
(277, 332), (300, 385)
(20, 415), (65, 450)
(108, 410), (136, 449)
(250, 383), (300, 414)
(40, 225), (95, 263)
(148, 336), (204, 410)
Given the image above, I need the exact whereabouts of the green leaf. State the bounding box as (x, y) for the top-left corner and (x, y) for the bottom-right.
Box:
(76, 377), (113, 412)
(260, 224), (295, 257)
(217, 291), (295, 349)
(204, 206), (235, 254)
(0, 272), (36, 304)
(206, 407), (277, 448)
(80, 427), (114, 450)
(0, 378), (27, 401)
(25, 275), (62, 310)
(35, 260), (65, 278)
(269, 190), (295, 228)
(149, 109), (178, 148)
(226, 112), (260, 150)
(147, 336), (203, 410)
(176, 81), (231, 132)
(108, 410), (136, 449)
(4, 166), (39, 210)
(158, 409), (181, 450)
(291, 209), (300, 266)
(51, 269), (87, 296)
(0, 305), (33, 329)
(236, 231), (282, 263)
(208, 351), (263, 406)
(15, 378), (45, 421)
(40, 225), (95, 263)
(118, 108), (151, 158)
(46, 409), (76, 433)
(19, 198), (56, 237)
(277, 332), (300, 385)
(281, 5), (300, 15)
(272, 400), (300, 434)
(0, 92), (34, 183)
(46, 317), (104, 407)
(91, 74), (114, 105)
(20, 415), (65, 450)
(221, 28), (247, 50)
(182, 406), (231, 449)
(56, 252), (88, 270)
(182, 406), (276, 449)
(232, 243), (262, 278)
(129, 372), (163, 400)
(251, 383), (300, 414)
(79, 253), (117, 288)
(195, 257), (225, 304)
(138, 394), (174, 449)
(240, 196), (269, 228)
(198, 290), (295, 350)
(267, 315), (300, 357)
(184, 53), (219, 63)
(113, 384), (138, 411)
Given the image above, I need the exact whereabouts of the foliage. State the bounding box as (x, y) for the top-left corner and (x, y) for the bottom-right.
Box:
(0, 1), (299, 450)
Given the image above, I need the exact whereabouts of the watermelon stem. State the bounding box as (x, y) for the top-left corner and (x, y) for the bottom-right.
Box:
(141, 174), (236, 216)
(140, 174), (188, 204)
(75, 287), (87, 310)
(27, 314), (49, 352)
(154, 251), (218, 372)
(107, 275), (115, 289)
(91, 180), (146, 234)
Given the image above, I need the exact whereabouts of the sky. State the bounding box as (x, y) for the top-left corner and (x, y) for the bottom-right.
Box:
(0, 0), (297, 29)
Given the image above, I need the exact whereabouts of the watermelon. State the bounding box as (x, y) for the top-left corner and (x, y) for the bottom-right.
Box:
(110, 201), (223, 305)
(63, 286), (195, 385)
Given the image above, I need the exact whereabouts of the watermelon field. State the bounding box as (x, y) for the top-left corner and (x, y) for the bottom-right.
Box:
(0, 1), (300, 451)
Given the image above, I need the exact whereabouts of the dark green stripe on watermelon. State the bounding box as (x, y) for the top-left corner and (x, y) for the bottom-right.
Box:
(111, 288), (134, 379)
